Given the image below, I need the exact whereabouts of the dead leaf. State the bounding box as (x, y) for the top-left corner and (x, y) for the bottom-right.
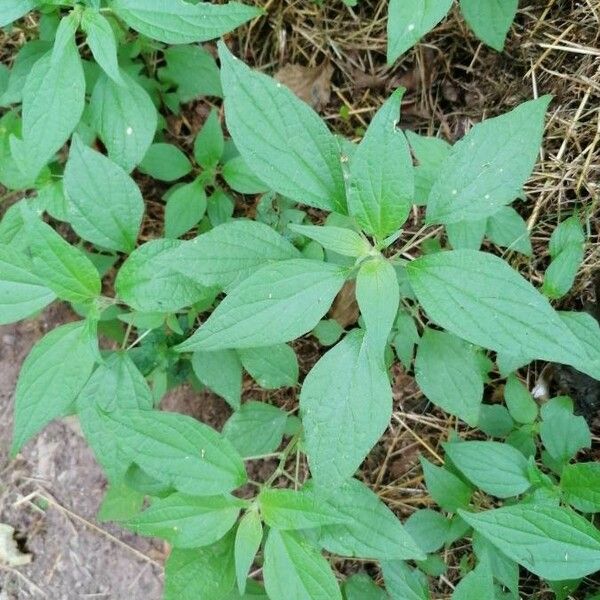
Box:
(329, 280), (359, 328)
(274, 61), (333, 110)
(0, 524), (31, 567)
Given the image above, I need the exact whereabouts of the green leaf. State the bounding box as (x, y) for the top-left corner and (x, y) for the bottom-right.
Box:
(459, 0), (518, 51)
(288, 224), (371, 258)
(12, 321), (96, 454)
(419, 455), (472, 512)
(178, 220), (300, 289)
(486, 206), (532, 255)
(386, 0), (453, 63)
(110, 0), (261, 44)
(192, 349), (242, 409)
(104, 408), (247, 496)
(381, 560), (430, 600)
(218, 42), (346, 213)
(10, 39), (85, 181)
(97, 481), (145, 522)
(263, 529), (342, 600)
(235, 509), (263, 594)
(81, 9), (124, 86)
(445, 441), (530, 498)
(0, 0), (36, 27)
(0, 245), (56, 324)
(446, 219), (486, 250)
(477, 404), (513, 437)
(405, 131), (451, 205)
(392, 309), (419, 368)
(406, 250), (594, 376)
(559, 311), (600, 371)
(312, 318), (344, 346)
(356, 258), (400, 357)
(414, 329), (484, 426)
(472, 531), (518, 595)
(176, 259), (346, 352)
(459, 504), (600, 580)
(343, 574), (387, 600)
(314, 478), (425, 560)
(124, 492), (243, 548)
(542, 245), (584, 300)
(115, 239), (210, 312)
(259, 488), (346, 530)
(300, 330), (392, 489)
(540, 396), (590, 464)
(23, 211), (101, 304)
(451, 556), (493, 600)
(221, 401), (288, 458)
(64, 135), (143, 252)
(503, 374), (538, 424)
(194, 109), (224, 168)
(139, 143), (192, 182)
(77, 352), (153, 480)
(549, 214), (585, 255)
(237, 344), (298, 389)
(222, 156), (270, 194)
(161, 45), (222, 102)
(164, 532), (236, 600)
(426, 97), (551, 224)
(165, 179), (207, 239)
(404, 509), (450, 553)
(90, 71), (157, 172)
(347, 89), (413, 238)
(561, 463), (600, 513)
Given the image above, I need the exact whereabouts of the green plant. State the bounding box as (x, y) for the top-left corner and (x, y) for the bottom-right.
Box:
(387, 0), (519, 63)
(2, 4), (600, 600)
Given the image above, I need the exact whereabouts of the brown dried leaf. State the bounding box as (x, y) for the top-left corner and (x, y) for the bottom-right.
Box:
(0, 524), (31, 567)
(274, 61), (333, 111)
(329, 280), (359, 328)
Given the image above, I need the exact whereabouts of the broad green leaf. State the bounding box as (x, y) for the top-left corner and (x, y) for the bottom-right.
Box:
(387, 0), (453, 63)
(139, 143), (192, 182)
(559, 311), (600, 371)
(161, 45), (222, 102)
(259, 488), (346, 530)
(0, 245), (56, 324)
(222, 401), (288, 458)
(347, 89), (413, 239)
(111, 0), (261, 44)
(446, 219), (486, 250)
(314, 478), (425, 560)
(165, 179), (207, 239)
(81, 9), (124, 86)
(115, 239), (210, 312)
(90, 71), (157, 172)
(12, 321), (96, 454)
(176, 259), (346, 352)
(104, 408), (247, 496)
(218, 42), (346, 213)
(356, 258), (400, 357)
(405, 131), (451, 205)
(178, 220), (299, 289)
(0, 41), (51, 106)
(414, 329), (484, 426)
(222, 156), (270, 194)
(426, 97), (551, 224)
(477, 404), (513, 437)
(486, 206), (532, 255)
(406, 250), (594, 376)
(343, 574), (387, 600)
(301, 330), (392, 489)
(23, 212), (101, 304)
(164, 532), (236, 600)
(192, 349), (242, 409)
(459, 504), (600, 580)
(0, 0), (36, 27)
(10, 39), (85, 181)
(77, 352), (153, 480)
(503, 374), (538, 424)
(235, 509), (263, 594)
(419, 455), (472, 512)
(472, 532), (518, 595)
(0, 111), (34, 190)
(404, 509), (450, 553)
(288, 224), (371, 258)
(451, 556), (493, 600)
(561, 463), (600, 513)
(550, 215), (585, 255)
(312, 318), (344, 346)
(392, 309), (419, 369)
(540, 396), (590, 464)
(237, 344), (298, 389)
(542, 245), (584, 300)
(64, 136), (143, 252)
(97, 481), (145, 522)
(194, 109), (224, 168)
(263, 529), (342, 600)
(381, 560), (430, 600)
(459, 0), (518, 51)
(123, 493), (243, 548)
(444, 441), (530, 498)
